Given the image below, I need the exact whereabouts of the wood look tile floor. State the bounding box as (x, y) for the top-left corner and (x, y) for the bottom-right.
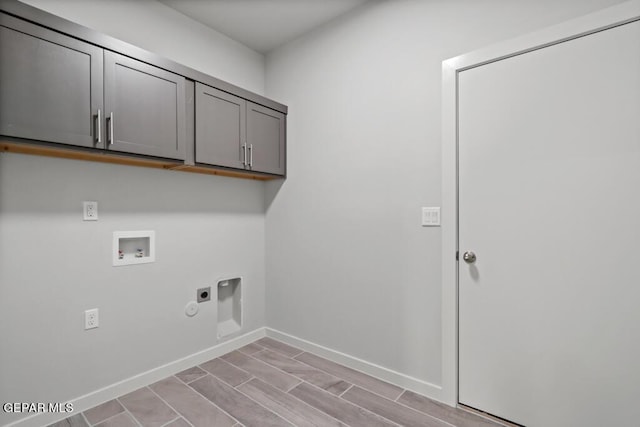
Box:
(49, 338), (506, 427)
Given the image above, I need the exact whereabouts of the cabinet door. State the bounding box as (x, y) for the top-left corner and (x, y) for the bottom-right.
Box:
(195, 83), (246, 169)
(247, 102), (285, 175)
(0, 14), (104, 148)
(104, 51), (185, 160)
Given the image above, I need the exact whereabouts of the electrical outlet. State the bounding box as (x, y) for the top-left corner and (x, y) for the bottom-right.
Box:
(84, 308), (99, 330)
(83, 201), (98, 221)
(197, 286), (211, 303)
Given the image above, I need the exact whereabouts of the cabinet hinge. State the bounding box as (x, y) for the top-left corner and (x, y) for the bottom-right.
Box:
(456, 251), (459, 261)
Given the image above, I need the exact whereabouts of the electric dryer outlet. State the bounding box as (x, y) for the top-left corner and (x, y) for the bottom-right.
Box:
(197, 287), (211, 303)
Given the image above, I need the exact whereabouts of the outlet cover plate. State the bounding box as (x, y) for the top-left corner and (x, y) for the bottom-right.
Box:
(84, 308), (99, 330)
(83, 201), (98, 221)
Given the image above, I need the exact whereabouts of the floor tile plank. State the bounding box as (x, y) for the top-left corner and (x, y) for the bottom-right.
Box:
(288, 382), (397, 427)
(199, 358), (252, 387)
(94, 412), (137, 427)
(237, 342), (265, 355)
(163, 419), (190, 427)
(150, 376), (235, 427)
(221, 351), (301, 392)
(343, 386), (453, 427)
(119, 387), (177, 427)
(189, 375), (293, 427)
(256, 337), (304, 358)
(83, 399), (124, 425)
(253, 349), (351, 395)
(295, 352), (403, 400)
(174, 366), (207, 384)
(46, 414), (89, 427)
(398, 391), (504, 427)
(237, 378), (347, 427)
(60, 339), (499, 427)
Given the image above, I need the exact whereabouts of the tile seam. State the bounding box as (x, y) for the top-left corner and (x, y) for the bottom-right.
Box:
(293, 353), (403, 402)
(342, 385), (457, 427)
(145, 386), (197, 427)
(188, 374), (295, 427)
(223, 351), (300, 391)
(87, 409), (125, 427)
(199, 357), (253, 386)
(281, 380), (354, 427)
(257, 338), (305, 358)
(252, 349), (349, 393)
(293, 381), (402, 427)
(115, 403), (144, 427)
(159, 416), (181, 427)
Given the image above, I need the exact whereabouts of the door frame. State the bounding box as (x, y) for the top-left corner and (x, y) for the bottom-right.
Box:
(440, 0), (640, 407)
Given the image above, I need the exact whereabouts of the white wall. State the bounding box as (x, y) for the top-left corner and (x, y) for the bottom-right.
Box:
(264, 0), (626, 395)
(19, 0), (265, 94)
(0, 2), (267, 425)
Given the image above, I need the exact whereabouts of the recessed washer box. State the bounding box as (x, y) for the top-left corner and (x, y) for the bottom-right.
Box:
(217, 277), (242, 339)
(113, 231), (155, 266)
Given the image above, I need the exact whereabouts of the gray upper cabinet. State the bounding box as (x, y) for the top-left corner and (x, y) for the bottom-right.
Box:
(196, 83), (286, 176)
(0, 13), (104, 148)
(1, 2), (286, 179)
(247, 102), (285, 176)
(104, 51), (186, 160)
(195, 83), (245, 169)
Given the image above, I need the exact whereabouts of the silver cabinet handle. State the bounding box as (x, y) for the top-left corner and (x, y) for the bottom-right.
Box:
(96, 109), (102, 144)
(108, 112), (114, 145)
(242, 143), (247, 166)
(249, 144), (253, 167)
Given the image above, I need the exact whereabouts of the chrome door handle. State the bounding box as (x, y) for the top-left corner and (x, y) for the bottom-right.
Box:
(249, 144), (253, 167)
(463, 251), (476, 264)
(107, 112), (114, 145)
(242, 143), (247, 166)
(96, 109), (102, 144)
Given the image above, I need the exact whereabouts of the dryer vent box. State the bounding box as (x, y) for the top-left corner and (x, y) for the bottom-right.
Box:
(217, 277), (242, 339)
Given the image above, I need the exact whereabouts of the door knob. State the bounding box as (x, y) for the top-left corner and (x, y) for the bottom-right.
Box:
(463, 251), (476, 264)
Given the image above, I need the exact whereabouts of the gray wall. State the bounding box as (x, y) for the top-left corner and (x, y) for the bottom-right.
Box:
(264, 0), (626, 388)
(0, 156), (266, 423)
(0, 2), (267, 425)
(0, 1), (630, 425)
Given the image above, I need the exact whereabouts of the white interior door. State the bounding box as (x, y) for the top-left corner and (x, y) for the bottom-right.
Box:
(458, 19), (640, 427)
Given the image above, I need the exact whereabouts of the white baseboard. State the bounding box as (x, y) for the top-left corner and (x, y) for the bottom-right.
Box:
(265, 328), (443, 402)
(6, 328), (266, 427)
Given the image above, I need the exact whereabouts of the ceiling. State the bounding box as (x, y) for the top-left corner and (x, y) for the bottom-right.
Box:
(158, 0), (370, 54)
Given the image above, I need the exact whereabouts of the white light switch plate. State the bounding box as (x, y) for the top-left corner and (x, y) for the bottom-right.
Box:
(422, 207), (441, 226)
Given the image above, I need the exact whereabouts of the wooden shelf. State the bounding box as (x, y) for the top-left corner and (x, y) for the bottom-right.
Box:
(0, 141), (278, 181)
